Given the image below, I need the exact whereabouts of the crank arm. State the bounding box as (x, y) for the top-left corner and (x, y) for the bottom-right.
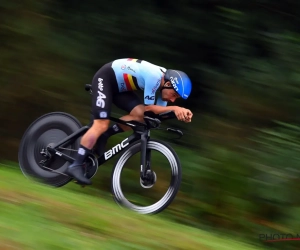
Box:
(40, 164), (70, 177)
(47, 147), (75, 163)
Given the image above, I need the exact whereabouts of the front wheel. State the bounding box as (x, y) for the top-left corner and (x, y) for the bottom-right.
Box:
(111, 139), (182, 215)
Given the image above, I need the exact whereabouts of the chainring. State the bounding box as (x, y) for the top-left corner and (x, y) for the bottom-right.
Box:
(84, 154), (99, 179)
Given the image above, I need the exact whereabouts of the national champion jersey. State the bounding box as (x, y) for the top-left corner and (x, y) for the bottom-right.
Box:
(111, 58), (168, 106)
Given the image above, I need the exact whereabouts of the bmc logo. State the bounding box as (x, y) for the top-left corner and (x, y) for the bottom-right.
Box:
(145, 95), (155, 100)
(104, 138), (129, 160)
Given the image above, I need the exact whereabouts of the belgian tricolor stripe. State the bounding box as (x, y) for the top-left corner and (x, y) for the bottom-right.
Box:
(123, 74), (140, 91)
(127, 58), (142, 63)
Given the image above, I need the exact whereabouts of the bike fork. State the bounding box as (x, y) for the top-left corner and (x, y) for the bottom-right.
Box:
(140, 131), (151, 179)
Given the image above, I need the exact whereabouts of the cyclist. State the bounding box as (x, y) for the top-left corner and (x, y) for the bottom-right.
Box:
(67, 58), (193, 185)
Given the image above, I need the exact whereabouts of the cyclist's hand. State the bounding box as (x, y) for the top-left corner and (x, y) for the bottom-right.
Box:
(184, 110), (193, 123)
(174, 107), (193, 122)
(184, 109), (193, 123)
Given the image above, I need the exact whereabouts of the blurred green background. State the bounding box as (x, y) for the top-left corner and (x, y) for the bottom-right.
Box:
(1, 0), (300, 249)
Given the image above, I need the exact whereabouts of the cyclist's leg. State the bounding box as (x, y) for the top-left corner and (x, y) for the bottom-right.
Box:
(113, 91), (145, 131)
(94, 92), (143, 155)
(67, 63), (115, 184)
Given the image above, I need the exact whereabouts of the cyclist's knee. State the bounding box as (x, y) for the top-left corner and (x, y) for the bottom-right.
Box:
(91, 119), (110, 135)
(130, 104), (145, 121)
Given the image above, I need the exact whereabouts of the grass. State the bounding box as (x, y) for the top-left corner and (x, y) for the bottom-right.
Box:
(0, 164), (266, 250)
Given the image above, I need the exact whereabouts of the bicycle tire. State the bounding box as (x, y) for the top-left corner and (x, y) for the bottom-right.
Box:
(18, 112), (82, 187)
(111, 139), (182, 214)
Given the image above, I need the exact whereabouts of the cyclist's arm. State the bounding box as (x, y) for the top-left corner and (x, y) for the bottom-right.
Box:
(144, 105), (176, 114)
(146, 105), (193, 123)
(143, 74), (177, 114)
(144, 76), (193, 121)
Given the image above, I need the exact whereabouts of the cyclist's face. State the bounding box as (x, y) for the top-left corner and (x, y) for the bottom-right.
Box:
(161, 82), (180, 102)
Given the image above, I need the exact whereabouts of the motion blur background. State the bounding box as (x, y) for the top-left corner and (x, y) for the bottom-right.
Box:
(1, 0), (300, 249)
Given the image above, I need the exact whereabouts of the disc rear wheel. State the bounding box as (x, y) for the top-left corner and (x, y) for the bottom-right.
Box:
(18, 112), (82, 187)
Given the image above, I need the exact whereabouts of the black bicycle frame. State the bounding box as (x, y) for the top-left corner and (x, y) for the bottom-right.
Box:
(47, 116), (154, 178)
